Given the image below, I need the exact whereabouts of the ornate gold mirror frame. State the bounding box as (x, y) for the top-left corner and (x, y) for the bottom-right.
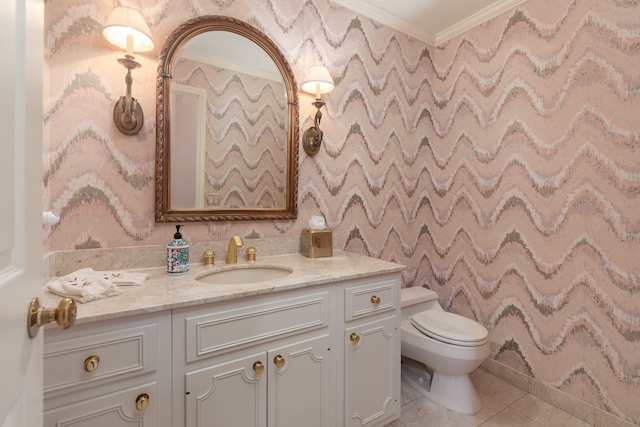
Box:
(155, 16), (299, 222)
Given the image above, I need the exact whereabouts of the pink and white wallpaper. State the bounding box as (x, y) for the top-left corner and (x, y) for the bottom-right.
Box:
(44, 0), (639, 423)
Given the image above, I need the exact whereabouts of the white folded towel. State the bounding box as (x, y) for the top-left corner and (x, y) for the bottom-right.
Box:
(45, 268), (123, 303)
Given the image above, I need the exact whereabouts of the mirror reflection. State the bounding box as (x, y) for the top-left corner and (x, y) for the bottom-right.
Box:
(156, 16), (299, 222)
(170, 31), (288, 209)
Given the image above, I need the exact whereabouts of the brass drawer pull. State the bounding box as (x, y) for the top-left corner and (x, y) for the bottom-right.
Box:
(350, 333), (360, 344)
(370, 295), (381, 305)
(83, 355), (100, 373)
(135, 393), (150, 411)
(274, 355), (285, 368)
(253, 361), (264, 374)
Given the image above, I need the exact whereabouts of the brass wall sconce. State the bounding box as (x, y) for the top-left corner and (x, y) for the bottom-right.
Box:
(301, 65), (334, 156)
(103, 6), (154, 136)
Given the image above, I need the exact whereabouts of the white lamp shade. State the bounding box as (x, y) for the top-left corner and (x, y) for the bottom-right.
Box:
(103, 6), (154, 53)
(301, 65), (334, 96)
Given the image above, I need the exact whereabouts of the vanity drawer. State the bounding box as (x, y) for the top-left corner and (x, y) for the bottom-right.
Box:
(44, 322), (158, 394)
(344, 278), (398, 322)
(44, 381), (158, 426)
(182, 290), (330, 363)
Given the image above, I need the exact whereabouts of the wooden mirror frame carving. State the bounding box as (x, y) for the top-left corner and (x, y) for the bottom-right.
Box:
(155, 15), (299, 222)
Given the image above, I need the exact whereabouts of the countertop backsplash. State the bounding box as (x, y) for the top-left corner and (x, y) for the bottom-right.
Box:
(44, 233), (344, 278)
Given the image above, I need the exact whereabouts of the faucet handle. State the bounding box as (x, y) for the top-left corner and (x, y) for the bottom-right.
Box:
(203, 249), (215, 266)
(246, 247), (257, 262)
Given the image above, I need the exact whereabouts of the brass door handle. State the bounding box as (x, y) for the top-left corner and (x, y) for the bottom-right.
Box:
(371, 295), (381, 305)
(135, 393), (150, 411)
(350, 332), (360, 344)
(83, 355), (100, 372)
(28, 297), (77, 338)
(253, 361), (265, 374)
(274, 355), (285, 368)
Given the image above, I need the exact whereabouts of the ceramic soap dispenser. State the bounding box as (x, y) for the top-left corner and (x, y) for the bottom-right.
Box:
(167, 225), (189, 275)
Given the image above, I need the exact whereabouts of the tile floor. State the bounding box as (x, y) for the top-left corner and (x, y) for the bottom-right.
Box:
(386, 369), (593, 427)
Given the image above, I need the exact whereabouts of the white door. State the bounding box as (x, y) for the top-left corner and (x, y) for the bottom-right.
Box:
(0, 0), (44, 426)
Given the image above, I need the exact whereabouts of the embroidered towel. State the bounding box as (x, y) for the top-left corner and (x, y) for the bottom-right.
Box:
(45, 268), (122, 303)
(97, 271), (150, 286)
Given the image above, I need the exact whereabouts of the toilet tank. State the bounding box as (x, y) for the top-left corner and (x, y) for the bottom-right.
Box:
(401, 286), (442, 318)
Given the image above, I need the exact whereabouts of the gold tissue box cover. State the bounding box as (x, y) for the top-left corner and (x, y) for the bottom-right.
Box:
(301, 228), (333, 258)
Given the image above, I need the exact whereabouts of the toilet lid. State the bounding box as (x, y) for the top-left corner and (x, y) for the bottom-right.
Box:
(410, 311), (488, 346)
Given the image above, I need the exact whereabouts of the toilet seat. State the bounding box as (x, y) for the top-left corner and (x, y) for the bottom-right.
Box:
(410, 311), (488, 347)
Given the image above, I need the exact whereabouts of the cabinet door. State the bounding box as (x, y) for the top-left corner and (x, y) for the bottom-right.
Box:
(268, 334), (332, 427)
(44, 382), (157, 427)
(185, 351), (267, 427)
(344, 316), (400, 427)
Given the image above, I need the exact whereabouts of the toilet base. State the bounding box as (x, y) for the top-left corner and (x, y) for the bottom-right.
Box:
(401, 362), (482, 415)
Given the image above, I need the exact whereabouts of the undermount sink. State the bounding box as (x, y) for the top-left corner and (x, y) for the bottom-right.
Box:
(196, 265), (293, 285)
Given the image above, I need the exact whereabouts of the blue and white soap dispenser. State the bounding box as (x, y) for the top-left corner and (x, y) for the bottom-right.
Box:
(167, 225), (189, 275)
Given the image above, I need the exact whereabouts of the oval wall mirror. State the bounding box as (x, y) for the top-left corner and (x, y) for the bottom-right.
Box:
(155, 16), (299, 222)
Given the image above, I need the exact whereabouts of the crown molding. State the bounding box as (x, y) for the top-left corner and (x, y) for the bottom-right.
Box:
(434, 0), (528, 45)
(330, 0), (527, 46)
(180, 50), (282, 82)
(330, 0), (437, 45)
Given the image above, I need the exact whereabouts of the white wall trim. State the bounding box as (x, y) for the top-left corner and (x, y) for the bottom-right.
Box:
(435, 0), (528, 45)
(330, 0), (437, 45)
(481, 359), (636, 427)
(181, 50), (282, 82)
(330, 0), (527, 46)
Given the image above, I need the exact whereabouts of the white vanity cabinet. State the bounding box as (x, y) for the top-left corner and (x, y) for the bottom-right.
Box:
(42, 311), (172, 427)
(173, 287), (336, 427)
(42, 260), (402, 427)
(340, 276), (401, 427)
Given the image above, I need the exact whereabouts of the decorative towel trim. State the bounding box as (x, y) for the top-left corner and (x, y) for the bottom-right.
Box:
(45, 268), (131, 303)
(97, 271), (150, 286)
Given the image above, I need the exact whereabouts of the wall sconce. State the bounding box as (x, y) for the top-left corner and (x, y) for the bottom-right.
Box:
(103, 6), (154, 136)
(301, 65), (334, 156)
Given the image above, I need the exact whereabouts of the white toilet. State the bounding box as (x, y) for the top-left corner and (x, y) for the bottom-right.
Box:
(400, 286), (490, 414)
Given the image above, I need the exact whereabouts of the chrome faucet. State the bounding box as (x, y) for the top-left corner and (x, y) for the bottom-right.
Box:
(226, 236), (244, 264)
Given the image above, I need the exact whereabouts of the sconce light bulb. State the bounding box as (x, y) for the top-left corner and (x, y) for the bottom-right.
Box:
(126, 34), (134, 56)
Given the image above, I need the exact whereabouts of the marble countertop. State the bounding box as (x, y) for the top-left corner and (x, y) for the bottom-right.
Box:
(42, 251), (405, 325)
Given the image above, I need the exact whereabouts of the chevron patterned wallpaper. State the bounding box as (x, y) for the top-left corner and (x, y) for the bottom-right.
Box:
(44, 0), (638, 423)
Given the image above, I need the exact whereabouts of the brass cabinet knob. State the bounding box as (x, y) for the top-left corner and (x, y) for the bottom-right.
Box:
(371, 295), (381, 305)
(274, 355), (285, 368)
(83, 355), (100, 373)
(246, 247), (257, 262)
(28, 297), (77, 338)
(135, 393), (150, 411)
(253, 361), (264, 374)
(350, 332), (360, 344)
